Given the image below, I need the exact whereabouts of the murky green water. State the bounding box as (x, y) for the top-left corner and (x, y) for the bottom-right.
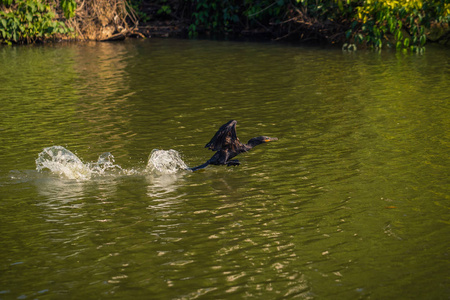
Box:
(0, 39), (449, 299)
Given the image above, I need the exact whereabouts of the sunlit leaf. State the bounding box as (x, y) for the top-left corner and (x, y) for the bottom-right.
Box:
(404, 37), (410, 47)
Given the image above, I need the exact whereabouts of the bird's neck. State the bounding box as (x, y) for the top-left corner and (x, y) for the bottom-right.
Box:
(245, 140), (261, 150)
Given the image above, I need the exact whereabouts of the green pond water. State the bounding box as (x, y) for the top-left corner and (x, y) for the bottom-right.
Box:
(0, 39), (449, 299)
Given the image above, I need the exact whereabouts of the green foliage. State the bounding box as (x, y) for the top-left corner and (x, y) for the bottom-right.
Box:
(0, 0), (14, 6)
(127, 0), (151, 23)
(157, 0), (172, 16)
(60, 0), (76, 19)
(186, 0), (449, 51)
(295, 0), (449, 51)
(189, 0), (241, 37)
(157, 5), (171, 15)
(188, 0), (352, 38)
(345, 0), (449, 52)
(244, 0), (288, 24)
(0, 0), (73, 45)
(128, 0), (173, 22)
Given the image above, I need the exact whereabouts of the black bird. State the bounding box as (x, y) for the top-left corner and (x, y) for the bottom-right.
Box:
(189, 120), (278, 171)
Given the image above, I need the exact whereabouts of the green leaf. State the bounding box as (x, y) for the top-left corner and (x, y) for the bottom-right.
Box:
(375, 39), (382, 49)
(28, 1), (36, 13)
(373, 27), (379, 37)
(395, 29), (403, 41)
(337, 0), (344, 12)
(420, 34), (426, 46)
(403, 37), (409, 47)
(356, 33), (363, 43)
(36, 2), (45, 12)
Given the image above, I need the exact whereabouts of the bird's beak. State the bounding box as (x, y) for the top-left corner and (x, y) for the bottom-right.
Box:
(265, 137), (278, 142)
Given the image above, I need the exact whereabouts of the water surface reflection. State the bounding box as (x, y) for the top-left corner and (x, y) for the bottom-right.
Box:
(0, 39), (448, 299)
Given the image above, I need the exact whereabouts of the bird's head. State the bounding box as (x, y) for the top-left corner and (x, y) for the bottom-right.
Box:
(247, 136), (278, 147)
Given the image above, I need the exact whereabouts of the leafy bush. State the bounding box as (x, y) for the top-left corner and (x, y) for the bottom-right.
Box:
(127, 0), (151, 23)
(347, 0), (450, 52)
(60, 0), (76, 19)
(0, 0), (74, 44)
(188, 0), (241, 37)
(186, 0), (450, 51)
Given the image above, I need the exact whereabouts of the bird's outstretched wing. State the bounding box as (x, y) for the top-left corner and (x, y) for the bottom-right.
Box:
(205, 120), (239, 151)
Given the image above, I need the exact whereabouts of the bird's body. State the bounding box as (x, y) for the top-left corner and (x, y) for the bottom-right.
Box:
(189, 120), (277, 171)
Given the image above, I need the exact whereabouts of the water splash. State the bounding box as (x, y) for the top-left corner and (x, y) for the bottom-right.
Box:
(36, 146), (125, 180)
(35, 146), (190, 180)
(88, 152), (123, 174)
(36, 146), (92, 180)
(146, 149), (189, 174)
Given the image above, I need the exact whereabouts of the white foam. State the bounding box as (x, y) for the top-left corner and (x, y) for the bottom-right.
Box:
(36, 146), (92, 180)
(146, 149), (189, 174)
(35, 146), (129, 180)
(35, 146), (189, 180)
